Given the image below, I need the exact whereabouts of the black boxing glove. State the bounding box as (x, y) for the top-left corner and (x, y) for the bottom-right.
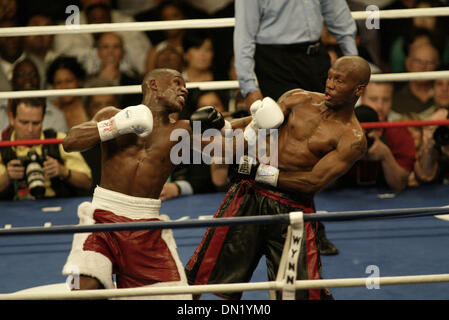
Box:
(190, 106), (231, 133)
(236, 155), (279, 187)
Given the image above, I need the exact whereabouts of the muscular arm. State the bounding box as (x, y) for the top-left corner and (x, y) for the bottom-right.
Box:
(378, 147), (410, 192)
(229, 116), (253, 130)
(366, 132), (412, 193)
(414, 111), (446, 183)
(63, 106), (120, 152)
(414, 129), (439, 183)
(0, 171), (9, 193)
(278, 133), (366, 194)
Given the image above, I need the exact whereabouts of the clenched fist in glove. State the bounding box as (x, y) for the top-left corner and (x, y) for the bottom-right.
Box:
(244, 97), (284, 143)
(190, 106), (231, 133)
(97, 104), (154, 141)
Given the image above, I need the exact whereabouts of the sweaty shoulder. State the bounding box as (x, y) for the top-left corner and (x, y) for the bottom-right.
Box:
(278, 89), (323, 111)
(92, 106), (121, 122)
(340, 119), (367, 157)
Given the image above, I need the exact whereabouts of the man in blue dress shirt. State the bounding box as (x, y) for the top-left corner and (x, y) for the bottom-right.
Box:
(234, 0), (358, 107)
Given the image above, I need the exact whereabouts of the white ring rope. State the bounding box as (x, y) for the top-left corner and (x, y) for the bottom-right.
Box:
(0, 6), (447, 99)
(0, 7), (449, 37)
(1, 71), (449, 100)
(2, 273), (449, 300)
(0, 81), (240, 99)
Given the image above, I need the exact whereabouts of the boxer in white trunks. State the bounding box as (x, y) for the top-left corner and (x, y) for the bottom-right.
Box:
(61, 68), (284, 298)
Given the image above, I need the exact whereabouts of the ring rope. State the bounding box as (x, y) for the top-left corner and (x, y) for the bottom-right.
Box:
(362, 119), (449, 129)
(0, 80), (240, 99)
(0, 138), (63, 147)
(1, 206), (449, 237)
(0, 7), (448, 37)
(1, 70), (449, 100)
(2, 273), (449, 300)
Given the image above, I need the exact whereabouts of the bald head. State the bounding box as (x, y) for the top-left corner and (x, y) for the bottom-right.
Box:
(333, 56), (371, 87)
(142, 68), (183, 95)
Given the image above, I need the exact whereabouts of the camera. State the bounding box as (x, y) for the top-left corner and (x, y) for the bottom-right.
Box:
(433, 126), (449, 148)
(366, 131), (375, 149)
(19, 151), (46, 198)
(354, 105), (379, 150)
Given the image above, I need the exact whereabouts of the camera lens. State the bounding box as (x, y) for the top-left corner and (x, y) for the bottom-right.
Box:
(366, 134), (374, 149)
(26, 161), (46, 198)
(433, 126), (449, 147)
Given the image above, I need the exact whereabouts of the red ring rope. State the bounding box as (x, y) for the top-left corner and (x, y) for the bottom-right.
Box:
(0, 119), (449, 148)
(0, 138), (64, 147)
(361, 119), (449, 129)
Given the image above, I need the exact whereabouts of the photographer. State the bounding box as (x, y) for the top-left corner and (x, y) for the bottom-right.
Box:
(414, 78), (449, 184)
(336, 82), (416, 193)
(0, 98), (92, 200)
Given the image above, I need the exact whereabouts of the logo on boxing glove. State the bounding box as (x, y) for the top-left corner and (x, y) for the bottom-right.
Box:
(97, 105), (154, 141)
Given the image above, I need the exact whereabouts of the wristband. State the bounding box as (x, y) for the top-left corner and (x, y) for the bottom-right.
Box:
(97, 119), (117, 141)
(255, 164), (279, 187)
(173, 181), (181, 195)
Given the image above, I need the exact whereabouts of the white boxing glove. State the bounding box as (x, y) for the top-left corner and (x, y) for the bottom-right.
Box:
(244, 97), (284, 143)
(97, 104), (154, 141)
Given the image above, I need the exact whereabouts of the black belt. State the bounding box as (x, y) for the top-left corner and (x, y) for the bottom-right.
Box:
(256, 41), (321, 55)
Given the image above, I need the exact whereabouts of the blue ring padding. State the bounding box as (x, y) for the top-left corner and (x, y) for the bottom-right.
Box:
(1, 206), (448, 237)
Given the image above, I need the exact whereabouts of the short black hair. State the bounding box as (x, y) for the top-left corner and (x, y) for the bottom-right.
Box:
(10, 98), (47, 118)
(46, 56), (86, 85)
(182, 29), (212, 52)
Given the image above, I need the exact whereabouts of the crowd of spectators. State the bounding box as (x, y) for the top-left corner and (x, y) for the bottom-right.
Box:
(0, 0), (449, 201)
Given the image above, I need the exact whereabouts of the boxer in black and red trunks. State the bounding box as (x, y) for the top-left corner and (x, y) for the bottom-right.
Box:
(186, 56), (372, 300)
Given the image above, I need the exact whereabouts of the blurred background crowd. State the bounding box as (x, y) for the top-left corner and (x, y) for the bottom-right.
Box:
(0, 0), (449, 201)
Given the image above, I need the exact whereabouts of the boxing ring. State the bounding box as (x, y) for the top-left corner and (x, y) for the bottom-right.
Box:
(1, 6), (449, 300)
(1, 185), (449, 300)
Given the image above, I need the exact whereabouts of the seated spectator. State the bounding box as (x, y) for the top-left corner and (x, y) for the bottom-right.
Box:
(378, 0), (418, 69)
(145, 1), (186, 73)
(0, 19), (24, 83)
(392, 42), (440, 119)
(0, 18), (24, 115)
(182, 0), (234, 80)
(389, 0), (449, 72)
(176, 30), (217, 119)
(90, 32), (141, 106)
(23, 14), (57, 89)
(336, 86), (416, 193)
(84, 78), (121, 118)
(0, 0), (18, 23)
(52, 0), (151, 78)
(432, 78), (449, 111)
(46, 56), (89, 129)
(414, 78), (449, 184)
(0, 98), (92, 200)
(197, 90), (231, 121)
(153, 44), (184, 71)
(1, 58), (68, 136)
(181, 30), (216, 82)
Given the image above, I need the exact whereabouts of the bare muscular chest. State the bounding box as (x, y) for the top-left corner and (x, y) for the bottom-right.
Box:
(278, 107), (342, 168)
